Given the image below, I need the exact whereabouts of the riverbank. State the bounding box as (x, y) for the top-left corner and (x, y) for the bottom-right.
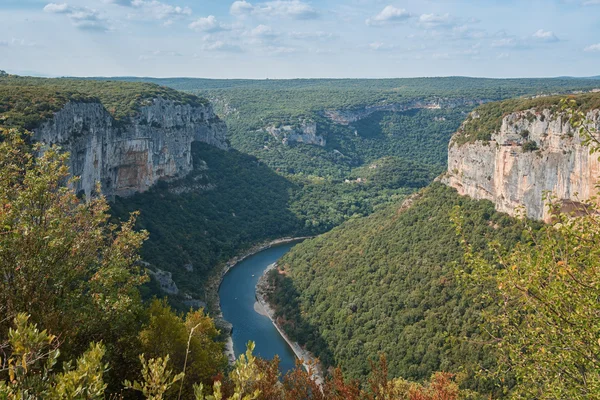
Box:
(206, 236), (312, 364)
(256, 263), (324, 386)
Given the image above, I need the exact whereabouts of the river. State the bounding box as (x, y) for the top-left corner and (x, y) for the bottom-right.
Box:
(219, 242), (299, 374)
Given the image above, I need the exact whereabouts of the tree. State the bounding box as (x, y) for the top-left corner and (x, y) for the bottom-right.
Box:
(138, 299), (227, 399)
(0, 128), (148, 390)
(456, 99), (600, 398)
(0, 314), (107, 399)
(124, 355), (184, 400)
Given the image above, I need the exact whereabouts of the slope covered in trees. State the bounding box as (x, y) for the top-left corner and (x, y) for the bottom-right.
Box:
(266, 183), (541, 395)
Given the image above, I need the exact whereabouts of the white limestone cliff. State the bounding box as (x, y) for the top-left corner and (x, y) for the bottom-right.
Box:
(34, 97), (227, 198)
(443, 108), (600, 221)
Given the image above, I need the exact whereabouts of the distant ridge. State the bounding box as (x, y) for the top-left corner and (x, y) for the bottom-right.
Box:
(556, 75), (600, 80)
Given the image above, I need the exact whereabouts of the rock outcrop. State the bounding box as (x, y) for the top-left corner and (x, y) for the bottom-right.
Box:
(443, 108), (600, 221)
(34, 97), (227, 198)
(147, 267), (179, 295)
(265, 120), (325, 146)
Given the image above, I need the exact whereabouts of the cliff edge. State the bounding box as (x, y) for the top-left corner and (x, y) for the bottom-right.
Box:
(34, 97), (227, 198)
(443, 94), (600, 221)
(0, 76), (227, 199)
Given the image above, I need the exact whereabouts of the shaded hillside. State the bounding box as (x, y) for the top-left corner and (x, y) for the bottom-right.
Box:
(110, 142), (303, 305)
(266, 183), (541, 395)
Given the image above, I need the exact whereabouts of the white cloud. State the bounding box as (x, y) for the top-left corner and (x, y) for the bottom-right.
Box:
(451, 25), (486, 40)
(202, 40), (243, 52)
(263, 45), (296, 54)
(250, 24), (277, 38)
(289, 31), (334, 41)
(230, 0), (254, 16)
(263, 1), (317, 19)
(231, 1), (318, 20)
(128, 0), (191, 22)
(139, 49), (182, 60)
(104, 0), (134, 5)
(584, 43), (600, 52)
(366, 5), (411, 26)
(189, 15), (228, 32)
(369, 41), (396, 51)
(44, 3), (109, 31)
(491, 37), (528, 49)
(43, 3), (71, 13)
(418, 13), (453, 29)
(532, 29), (559, 42)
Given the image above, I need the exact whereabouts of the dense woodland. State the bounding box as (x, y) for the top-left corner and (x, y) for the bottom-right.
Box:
(266, 183), (542, 396)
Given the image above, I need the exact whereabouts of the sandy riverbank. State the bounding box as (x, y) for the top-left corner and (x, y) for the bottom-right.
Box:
(256, 263), (324, 386)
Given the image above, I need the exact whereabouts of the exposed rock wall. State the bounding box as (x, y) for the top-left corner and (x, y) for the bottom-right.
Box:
(265, 120), (325, 146)
(443, 108), (600, 221)
(34, 97), (227, 198)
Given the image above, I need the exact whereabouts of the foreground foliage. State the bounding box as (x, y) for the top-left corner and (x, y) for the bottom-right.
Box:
(2, 314), (466, 400)
(0, 129), (149, 389)
(0, 129), (229, 397)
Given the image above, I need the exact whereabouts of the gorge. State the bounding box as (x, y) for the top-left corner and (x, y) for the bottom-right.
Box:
(3, 73), (600, 398)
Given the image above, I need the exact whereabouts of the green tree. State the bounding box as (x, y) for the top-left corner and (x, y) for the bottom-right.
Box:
(124, 355), (184, 400)
(0, 314), (107, 400)
(0, 128), (148, 390)
(138, 299), (227, 399)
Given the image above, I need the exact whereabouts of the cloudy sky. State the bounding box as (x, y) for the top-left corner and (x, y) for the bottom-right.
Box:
(0, 0), (599, 78)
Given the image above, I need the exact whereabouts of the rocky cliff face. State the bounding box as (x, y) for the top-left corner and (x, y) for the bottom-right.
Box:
(443, 108), (600, 221)
(35, 97), (227, 198)
(265, 120), (325, 146)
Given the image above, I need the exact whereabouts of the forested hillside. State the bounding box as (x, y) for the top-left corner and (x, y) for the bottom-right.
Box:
(266, 183), (542, 395)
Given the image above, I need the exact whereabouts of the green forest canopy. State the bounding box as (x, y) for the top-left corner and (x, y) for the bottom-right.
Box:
(266, 183), (541, 396)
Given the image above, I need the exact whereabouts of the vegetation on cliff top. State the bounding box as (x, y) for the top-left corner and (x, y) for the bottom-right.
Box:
(453, 91), (600, 145)
(0, 75), (208, 130)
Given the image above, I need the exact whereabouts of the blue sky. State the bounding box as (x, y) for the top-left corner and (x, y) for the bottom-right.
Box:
(0, 0), (599, 78)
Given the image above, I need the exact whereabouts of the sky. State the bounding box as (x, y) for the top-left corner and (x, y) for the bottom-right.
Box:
(0, 0), (599, 79)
